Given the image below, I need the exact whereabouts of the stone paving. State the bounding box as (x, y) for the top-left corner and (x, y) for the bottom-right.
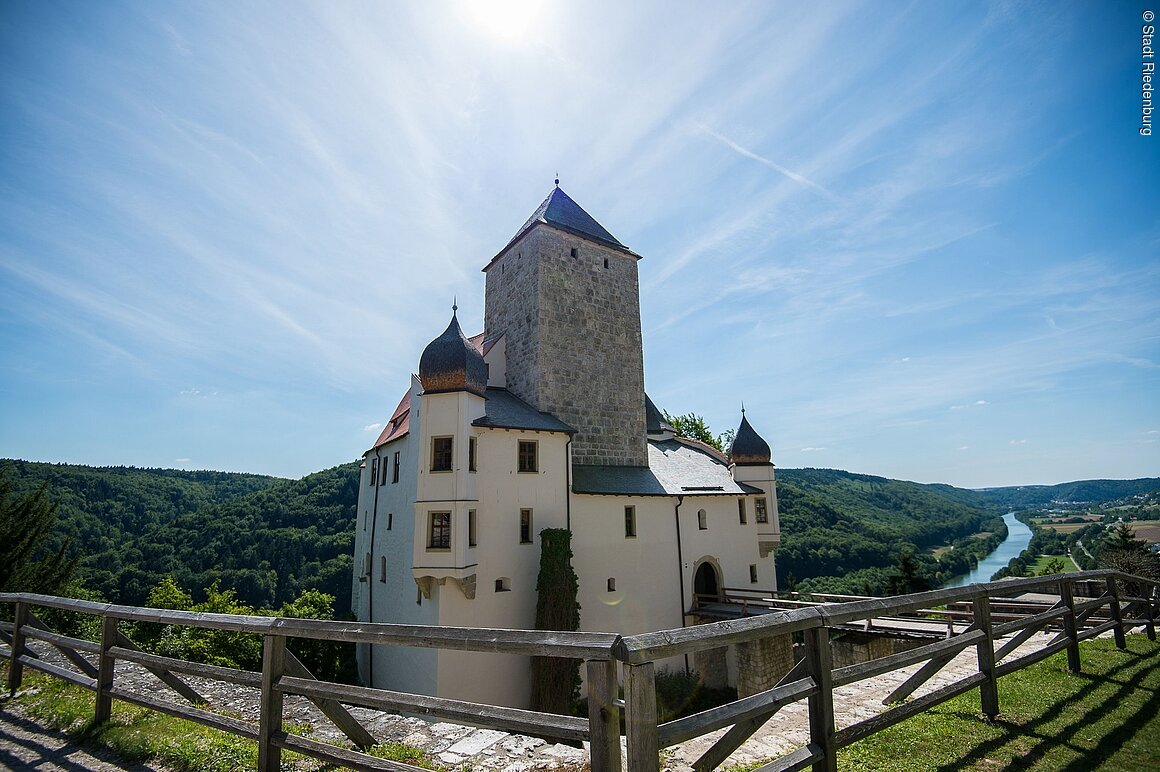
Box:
(2, 630), (1060, 771)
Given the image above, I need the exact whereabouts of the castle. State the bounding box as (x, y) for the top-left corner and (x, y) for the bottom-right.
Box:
(351, 185), (781, 708)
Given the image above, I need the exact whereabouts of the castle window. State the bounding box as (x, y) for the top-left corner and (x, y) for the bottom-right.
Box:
(393, 452), (400, 483)
(431, 436), (453, 472)
(369, 458), (378, 486)
(428, 512), (451, 550)
(495, 577), (511, 592)
(469, 437), (477, 472)
(469, 509), (478, 547)
(755, 497), (768, 524)
(387, 512), (393, 531)
(378, 458), (388, 486)
(607, 578), (616, 592)
(603, 257), (609, 269)
(624, 506), (636, 538)
(519, 508), (534, 544)
(380, 556), (387, 583)
(698, 509), (707, 530)
(518, 440), (538, 473)
(571, 247), (578, 258)
(750, 564), (758, 583)
(738, 498), (747, 525)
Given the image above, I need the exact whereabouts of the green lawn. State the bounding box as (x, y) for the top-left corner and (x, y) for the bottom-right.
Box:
(1026, 553), (1081, 574)
(839, 634), (1160, 771)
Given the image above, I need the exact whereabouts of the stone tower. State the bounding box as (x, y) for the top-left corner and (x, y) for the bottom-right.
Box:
(482, 186), (648, 467)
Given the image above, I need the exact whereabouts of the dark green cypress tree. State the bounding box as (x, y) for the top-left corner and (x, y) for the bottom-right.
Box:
(0, 476), (79, 595)
(530, 528), (581, 714)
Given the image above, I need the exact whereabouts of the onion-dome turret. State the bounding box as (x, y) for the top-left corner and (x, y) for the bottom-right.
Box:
(418, 309), (487, 396)
(729, 412), (772, 466)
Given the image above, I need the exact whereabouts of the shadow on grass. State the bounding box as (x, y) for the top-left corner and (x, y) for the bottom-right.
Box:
(934, 638), (1160, 771)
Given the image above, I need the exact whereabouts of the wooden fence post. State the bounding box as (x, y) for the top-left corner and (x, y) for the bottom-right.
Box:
(1104, 576), (1127, 650)
(804, 625), (837, 772)
(94, 616), (118, 723)
(1059, 580), (1081, 674)
(1147, 582), (1158, 642)
(586, 658), (621, 772)
(624, 660), (658, 772)
(6, 601), (27, 695)
(258, 634), (286, 772)
(973, 594), (999, 720)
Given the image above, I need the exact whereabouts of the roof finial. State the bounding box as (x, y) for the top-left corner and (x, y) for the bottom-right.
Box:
(554, 172), (559, 188)
(741, 401), (746, 416)
(452, 296), (458, 315)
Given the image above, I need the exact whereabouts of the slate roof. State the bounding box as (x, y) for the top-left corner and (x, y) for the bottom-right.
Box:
(645, 394), (675, 435)
(572, 438), (764, 497)
(472, 388), (576, 433)
(486, 187), (639, 268)
(730, 414), (772, 466)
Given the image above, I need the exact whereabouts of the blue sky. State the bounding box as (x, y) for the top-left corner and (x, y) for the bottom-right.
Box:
(1, 1), (1156, 488)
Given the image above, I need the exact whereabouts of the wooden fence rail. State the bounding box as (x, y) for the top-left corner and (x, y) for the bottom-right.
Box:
(2, 569), (1158, 772)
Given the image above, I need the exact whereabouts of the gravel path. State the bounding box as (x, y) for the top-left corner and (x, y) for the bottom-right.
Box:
(1, 630), (1058, 771)
(0, 699), (171, 771)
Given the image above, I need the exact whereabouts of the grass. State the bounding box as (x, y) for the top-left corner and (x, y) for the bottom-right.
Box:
(1026, 553), (1080, 574)
(839, 634), (1160, 771)
(0, 667), (261, 770)
(6, 635), (1158, 772)
(0, 662), (445, 771)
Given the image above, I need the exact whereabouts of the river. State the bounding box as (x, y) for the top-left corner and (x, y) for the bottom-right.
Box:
(944, 511), (1033, 588)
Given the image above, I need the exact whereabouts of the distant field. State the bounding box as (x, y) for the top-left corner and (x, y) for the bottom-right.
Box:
(1132, 521), (1160, 543)
(1041, 523), (1091, 534)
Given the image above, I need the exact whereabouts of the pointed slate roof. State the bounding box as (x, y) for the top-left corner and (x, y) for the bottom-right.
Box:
(730, 414), (773, 466)
(645, 394), (675, 435)
(487, 187), (639, 266)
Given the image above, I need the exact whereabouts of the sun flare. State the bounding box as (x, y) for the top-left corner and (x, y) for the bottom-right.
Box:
(464, 0), (544, 43)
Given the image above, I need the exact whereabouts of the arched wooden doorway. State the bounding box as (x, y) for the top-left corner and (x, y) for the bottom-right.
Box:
(694, 560), (720, 602)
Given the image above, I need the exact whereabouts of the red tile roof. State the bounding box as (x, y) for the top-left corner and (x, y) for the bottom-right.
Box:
(372, 390), (411, 449)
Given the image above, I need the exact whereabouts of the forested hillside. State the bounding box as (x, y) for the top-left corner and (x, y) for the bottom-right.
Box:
(9, 456), (1150, 612)
(0, 459), (358, 612)
(774, 468), (1005, 594)
(975, 478), (1160, 509)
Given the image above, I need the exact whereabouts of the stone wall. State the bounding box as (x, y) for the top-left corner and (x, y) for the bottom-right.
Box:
(693, 646), (730, 689)
(735, 634), (795, 698)
(829, 633), (927, 669)
(484, 225), (647, 467)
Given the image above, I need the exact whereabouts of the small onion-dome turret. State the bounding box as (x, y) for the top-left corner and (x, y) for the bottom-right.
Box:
(730, 413), (772, 466)
(418, 310), (487, 396)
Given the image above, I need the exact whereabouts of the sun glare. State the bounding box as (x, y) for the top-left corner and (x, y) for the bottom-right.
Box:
(464, 0), (543, 43)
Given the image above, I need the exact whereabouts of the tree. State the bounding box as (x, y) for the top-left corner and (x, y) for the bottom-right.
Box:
(530, 529), (581, 715)
(662, 411), (734, 453)
(887, 549), (932, 595)
(0, 475), (78, 595)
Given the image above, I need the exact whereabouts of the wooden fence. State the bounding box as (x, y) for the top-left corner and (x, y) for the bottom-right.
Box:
(2, 569), (1157, 772)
